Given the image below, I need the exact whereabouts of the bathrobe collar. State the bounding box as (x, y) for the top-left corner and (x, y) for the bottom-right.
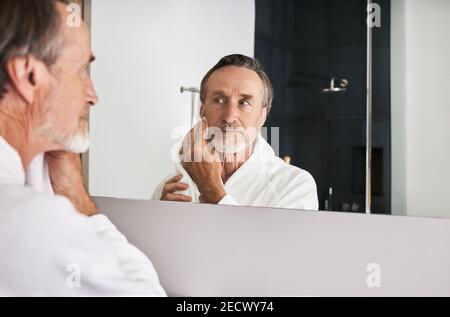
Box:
(0, 136), (53, 193)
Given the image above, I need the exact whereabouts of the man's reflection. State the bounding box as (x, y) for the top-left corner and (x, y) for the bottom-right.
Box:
(152, 54), (318, 210)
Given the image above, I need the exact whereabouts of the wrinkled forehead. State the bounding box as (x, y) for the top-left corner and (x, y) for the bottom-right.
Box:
(207, 66), (264, 97)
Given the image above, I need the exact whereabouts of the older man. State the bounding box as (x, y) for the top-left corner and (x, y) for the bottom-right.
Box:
(153, 54), (318, 210)
(0, 0), (165, 296)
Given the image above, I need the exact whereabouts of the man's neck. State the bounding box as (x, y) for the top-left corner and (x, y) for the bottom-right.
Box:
(0, 101), (47, 170)
(221, 141), (256, 183)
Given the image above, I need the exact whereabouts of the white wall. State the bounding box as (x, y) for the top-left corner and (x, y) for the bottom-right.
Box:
(391, 0), (450, 217)
(89, 0), (255, 199)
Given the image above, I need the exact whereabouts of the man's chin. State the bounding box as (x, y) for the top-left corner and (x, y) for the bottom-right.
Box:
(211, 139), (248, 154)
(63, 132), (90, 153)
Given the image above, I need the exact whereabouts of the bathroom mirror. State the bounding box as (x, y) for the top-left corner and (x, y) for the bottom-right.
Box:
(86, 0), (450, 218)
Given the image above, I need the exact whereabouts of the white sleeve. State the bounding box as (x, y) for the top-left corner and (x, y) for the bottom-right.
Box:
(0, 189), (167, 296)
(31, 195), (166, 296)
(218, 194), (239, 206)
(85, 214), (167, 296)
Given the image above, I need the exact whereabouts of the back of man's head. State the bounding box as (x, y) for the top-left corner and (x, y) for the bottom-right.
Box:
(0, 0), (70, 100)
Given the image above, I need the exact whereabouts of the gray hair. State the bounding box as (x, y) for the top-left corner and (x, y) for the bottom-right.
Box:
(0, 0), (71, 100)
(200, 54), (274, 113)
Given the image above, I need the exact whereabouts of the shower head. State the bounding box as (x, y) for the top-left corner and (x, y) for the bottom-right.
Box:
(322, 78), (349, 93)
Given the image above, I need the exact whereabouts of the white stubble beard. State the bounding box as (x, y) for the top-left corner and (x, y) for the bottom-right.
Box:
(37, 116), (90, 154)
(210, 128), (249, 155)
(63, 129), (90, 153)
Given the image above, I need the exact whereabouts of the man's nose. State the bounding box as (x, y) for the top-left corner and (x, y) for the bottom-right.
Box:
(222, 101), (240, 124)
(86, 78), (99, 106)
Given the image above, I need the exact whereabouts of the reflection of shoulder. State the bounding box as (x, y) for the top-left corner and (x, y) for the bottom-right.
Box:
(266, 156), (316, 188)
(252, 138), (316, 187)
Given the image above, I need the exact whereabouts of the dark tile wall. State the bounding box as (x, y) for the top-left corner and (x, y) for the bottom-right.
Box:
(255, 0), (391, 213)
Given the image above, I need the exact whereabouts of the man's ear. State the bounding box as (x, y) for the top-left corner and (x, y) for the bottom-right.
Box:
(6, 56), (45, 104)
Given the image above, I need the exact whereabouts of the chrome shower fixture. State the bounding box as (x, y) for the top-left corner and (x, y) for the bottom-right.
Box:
(322, 77), (349, 93)
(180, 87), (200, 94)
(180, 86), (200, 127)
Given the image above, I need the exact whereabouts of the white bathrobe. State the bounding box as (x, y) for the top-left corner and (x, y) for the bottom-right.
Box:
(0, 137), (166, 296)
(153, 135), (319, 210)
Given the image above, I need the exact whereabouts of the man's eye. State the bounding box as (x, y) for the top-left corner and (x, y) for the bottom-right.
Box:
(214, 97), (225, 104)
(240, 100), (251, 107)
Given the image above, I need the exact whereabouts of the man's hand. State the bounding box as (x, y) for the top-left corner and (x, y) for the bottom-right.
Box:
(46, 151), (98, 216)
(160, 174), (193, 202)
(180, 120), (226, 204)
